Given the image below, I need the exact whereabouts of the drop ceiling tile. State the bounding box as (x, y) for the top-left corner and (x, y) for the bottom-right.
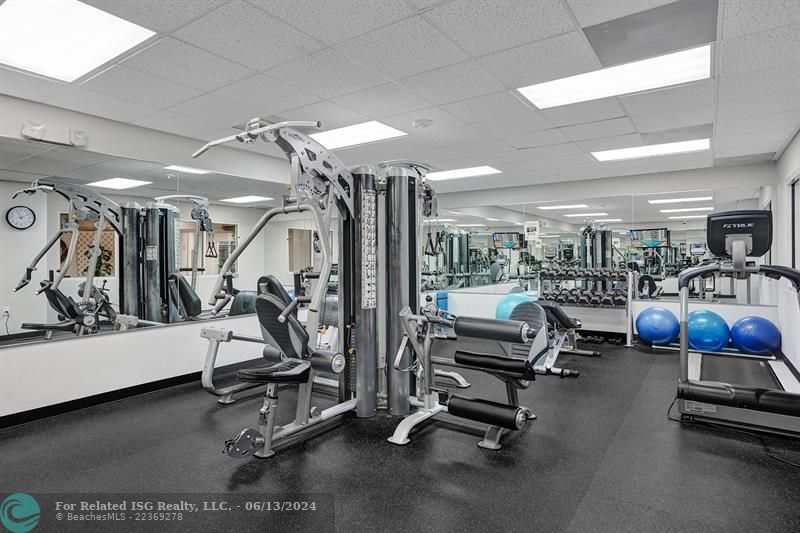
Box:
(716, 110), (800, 136)
(717, 89), (800, 121)
(504, 142), (585, 162)
(424, 0), (574, 56)
(251, 0), (415, 46)
(566, 0), (678, 27)
(332, 83), (430, 118)
(132, 110), (221, 138)
(61, 158), (164, 181)
(479, 32), (600, 88)
(267, 48), (384, 99)
(398, 61), (505, 105)
(561, 117), (636, 141)
(576, 133), (644, 152)
(499, 128), (570, 149)
(631, 104), (714, 132)
(123, 38), (254, 92)
(169, 93), (261, 127)
(45, 87), (159, 123)
(0, 68), (67, 102)
(720, 22), (800, 76)
(721, 0), (800, 39)
(441, 91), (534, 124)
(0, 139), (55, 167)
(478, 111), (554, 137)
(332, 134), (436, 165)
(540, 98), (627, 127)
(382, 107), (464, 133)
(654, 151), (714, 172)
(334, 16), (468, 80)
(175, 0), (323, 71)
(280, 101), (369, 130)
(718, 62), (800, 101)
(82, 0), (222, 32)
(413, 124), (493, 147)
(620, 79), (714, 115)
(714, 128), (797, 157)
(597, 157), (659, 177)
(5, 148), (115, 175)
(444, 138), (517, 159)
(406, 0), (446, 9)
(212, 74), (320, 114)
(81, 65), (202, 109)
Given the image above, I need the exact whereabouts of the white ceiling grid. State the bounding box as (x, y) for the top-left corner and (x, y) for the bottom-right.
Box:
(0, 0), (796, 196)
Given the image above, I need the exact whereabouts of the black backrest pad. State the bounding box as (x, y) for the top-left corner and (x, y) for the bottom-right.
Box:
(42, 284), (79, 319)
(508, 302), (546, 334)
(257, 275), (293, 306)
(255, 294), (308, 359)
(169, 273), (202, 317)
(535, 300), (579, 330)
(229, 290), (257, 316)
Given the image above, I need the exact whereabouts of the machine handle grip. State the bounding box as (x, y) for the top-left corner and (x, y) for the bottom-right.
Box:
(759, 265), (800, 291)
(277, 297), (311, 323)
(193, 121), (321, 158)
(677, 264), (719, 289)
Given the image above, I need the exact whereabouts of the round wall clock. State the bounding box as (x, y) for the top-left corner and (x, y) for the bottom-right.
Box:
(6, 205), (36, 230)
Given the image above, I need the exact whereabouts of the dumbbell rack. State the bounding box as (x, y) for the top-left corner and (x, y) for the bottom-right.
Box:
(537, 267), (635, 343)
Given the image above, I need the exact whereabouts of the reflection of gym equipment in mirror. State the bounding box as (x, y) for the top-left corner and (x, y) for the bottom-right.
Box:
(11, 180), (122, 337)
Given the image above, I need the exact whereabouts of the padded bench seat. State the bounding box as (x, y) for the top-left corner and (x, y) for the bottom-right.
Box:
(238, 359), (311, 384)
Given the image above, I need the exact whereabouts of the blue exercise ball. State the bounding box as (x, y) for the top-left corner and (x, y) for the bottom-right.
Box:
(635, 307), (679, 345)
(730, 316), (781, 356)
(496, 293), (530, 320)
(687, 310), (730, 352)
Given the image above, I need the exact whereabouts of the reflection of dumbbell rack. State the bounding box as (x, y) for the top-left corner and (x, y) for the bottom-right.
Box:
(538, 266), (630, 309)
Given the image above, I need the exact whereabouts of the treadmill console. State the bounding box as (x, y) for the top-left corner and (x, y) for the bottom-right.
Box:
(706, 210), (772, 258)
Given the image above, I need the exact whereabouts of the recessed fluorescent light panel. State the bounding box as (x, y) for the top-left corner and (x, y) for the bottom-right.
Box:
(456, 224), (485, 227)
(668, 215), (707, 220)
(423, 218), (456, 223)
(563, 213), (608, 218)
(309, 121), (406, 150)
(221, 195), (273, 203)
(518, 45), (711, 108)
(0, 0), (155, 82)
(485, 218), (500, 221)
(595, 218), (622, 222)
(88, 178), (152, 190)
(537, 204), (589, 210)
(426, 166), (502, 181)
(164, 165), (210, 175)
(591, 139), (710, 162)
(648, 196), (712, 204)
(660, 207), (714, 213)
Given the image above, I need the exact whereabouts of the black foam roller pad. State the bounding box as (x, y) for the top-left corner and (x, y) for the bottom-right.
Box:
(453, 315), (527, 342)
(454, 351), (529, 375)
(678, 382), (800, 417)
(448, 396), (524, 430)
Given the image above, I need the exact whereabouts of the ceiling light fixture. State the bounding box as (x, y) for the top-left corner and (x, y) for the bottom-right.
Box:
(563, 212), (608, 218)
(221, 195), (273, 203)
(591, 139), (710, 162)
(423, 218), (456, 223)
(668, 215), (708, 220)
(595, 218), (622, 222)
(517, 45), (711, 108)
(164, 165), (210, 175)
(427, 166), (502, 181)
(456, 223), (485, 227)
(309, 120), (406, 150)
(537, 204), (589, 210)
(647, 196), (713, 204)
(659, 207), (714, 213)
(88, 178), (152, 190)
(485, 217), (500, 221)
(0, 0), (155, 82)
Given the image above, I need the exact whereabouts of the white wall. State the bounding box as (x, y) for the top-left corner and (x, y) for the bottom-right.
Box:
(771, 130), (800, 367)
(0, 180), (48, 333)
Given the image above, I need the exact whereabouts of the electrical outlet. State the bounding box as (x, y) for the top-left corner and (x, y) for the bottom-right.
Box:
(1, 307), (10, 316)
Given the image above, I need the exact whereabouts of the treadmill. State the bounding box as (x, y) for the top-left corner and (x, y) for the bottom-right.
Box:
(676, 210), (800, 437)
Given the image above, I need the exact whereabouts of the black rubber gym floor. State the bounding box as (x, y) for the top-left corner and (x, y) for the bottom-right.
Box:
(1, 345), (799, 532)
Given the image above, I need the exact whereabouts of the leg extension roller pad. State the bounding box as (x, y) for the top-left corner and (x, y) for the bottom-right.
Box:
(447, 396), (528, 430)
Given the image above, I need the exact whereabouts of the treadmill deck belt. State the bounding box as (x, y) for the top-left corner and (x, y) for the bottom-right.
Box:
(701, 355), (780, 389)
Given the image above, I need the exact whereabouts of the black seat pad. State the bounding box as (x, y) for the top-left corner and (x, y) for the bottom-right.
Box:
(229, 290), (257, 316)
(41, 282), (79, 320)
(536, 300), (580, 330)
(238, 359), (311, 383)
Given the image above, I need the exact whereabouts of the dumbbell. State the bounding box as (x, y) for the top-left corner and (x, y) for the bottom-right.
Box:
(613, 291), (627, 307)
(600, 292), (615, 307)
(589, 291), (603, 306)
